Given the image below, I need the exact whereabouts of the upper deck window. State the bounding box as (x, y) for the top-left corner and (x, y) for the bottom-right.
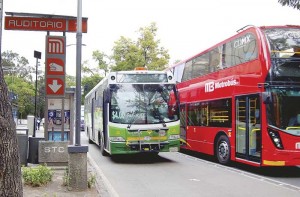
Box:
(181, 32), (258, 82)
(264, 28), (300, 54)
(264, 28), (300, 80)
(224, 33), (258, 67)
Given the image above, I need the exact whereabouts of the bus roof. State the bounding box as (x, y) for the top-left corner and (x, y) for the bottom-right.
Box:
(166, 25), (300, 70)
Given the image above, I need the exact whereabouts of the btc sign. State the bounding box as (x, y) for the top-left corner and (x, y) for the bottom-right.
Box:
(45, 36), (66, 97)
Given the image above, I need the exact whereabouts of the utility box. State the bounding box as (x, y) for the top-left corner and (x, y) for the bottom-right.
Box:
(16, 128), (29, 166)
(27, 115), (34, 136)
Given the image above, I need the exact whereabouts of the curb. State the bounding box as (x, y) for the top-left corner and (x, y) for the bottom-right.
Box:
(87, 153), (119, 197)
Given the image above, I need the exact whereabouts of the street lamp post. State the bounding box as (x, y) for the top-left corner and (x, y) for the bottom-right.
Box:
(67, 0), (88, 190)
(33, 50), (41, 137)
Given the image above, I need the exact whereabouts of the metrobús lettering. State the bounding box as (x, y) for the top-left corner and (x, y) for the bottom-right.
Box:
(214, 79), (238, 89)
(204, 79), (238, 93)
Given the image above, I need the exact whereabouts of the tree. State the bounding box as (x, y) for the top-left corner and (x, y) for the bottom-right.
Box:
(278, 0), (300, 10)
(4, 75), (35, 119)
(111, 22), (170, 71)
(137, 22), (170, 70)
(112, 36), (141, 71)
(66, 74), (76, 88)
(92, 50), (111, 76)
(2, 50), (32, 81)
(2, 51), (38, 119)
(82, 74), (103, 102)
(0, 57), (23, 196)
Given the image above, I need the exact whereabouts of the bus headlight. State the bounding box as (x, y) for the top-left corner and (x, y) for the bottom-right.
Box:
(267, 129), (283, 149)
(169, 134), (180, 140)
(110, 137), (125, 142)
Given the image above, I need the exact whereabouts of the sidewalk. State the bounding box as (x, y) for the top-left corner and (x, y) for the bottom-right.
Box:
(16, 123), (112, 196)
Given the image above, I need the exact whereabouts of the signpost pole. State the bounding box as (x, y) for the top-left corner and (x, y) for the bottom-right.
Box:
(33, 51), (41, 137)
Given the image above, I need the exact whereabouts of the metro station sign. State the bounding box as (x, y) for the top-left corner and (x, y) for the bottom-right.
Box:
(46, 77), (65, 96)
(46, 58), (65, 75)
(4, 16), (87, 33)
(45, 35), (66, 97)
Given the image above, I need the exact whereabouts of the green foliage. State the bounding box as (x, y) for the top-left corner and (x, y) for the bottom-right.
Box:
(111, 22), (170, 71)
(87, 174), (96, 189)
(92, 50), (111, 76)
(2, 50), (33, 81)
(66, 75), (76, 87)
(4, 75), (35, 118)
(22, 165), (53, 187)
(2, 50), (46, 119)
(62, 167), (69, 186)
(278, 0), (300, 10)
(82, 74), (103, 95)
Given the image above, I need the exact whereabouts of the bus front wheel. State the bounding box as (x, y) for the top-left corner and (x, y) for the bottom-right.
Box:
(215, 135), (230, 165)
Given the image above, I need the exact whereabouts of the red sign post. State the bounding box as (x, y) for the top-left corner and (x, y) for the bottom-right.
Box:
(45, 35), (66, 97)
(46, 77), (65, 95)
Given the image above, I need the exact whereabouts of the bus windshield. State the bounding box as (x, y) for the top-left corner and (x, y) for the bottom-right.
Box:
(264, 27), (300, 80)
(266, 86), (300, 136)
(110, 84), (179, 124)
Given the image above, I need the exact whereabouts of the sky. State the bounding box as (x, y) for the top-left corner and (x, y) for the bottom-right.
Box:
(2, 0), (300, 76)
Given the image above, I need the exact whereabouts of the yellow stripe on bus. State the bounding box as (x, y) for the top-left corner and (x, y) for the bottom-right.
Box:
(127, 136), (168, 141)
(263, 160), (285, 166)
(180, 138), (191, 147)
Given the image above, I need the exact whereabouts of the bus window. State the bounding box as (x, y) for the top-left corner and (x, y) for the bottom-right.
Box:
(210, 47), (222, 72)
(192, 52), (209, 78)
(208, 99), (232, 127)
(182, 61), (193, 81)
(224, 33), (258, 67)
(187, 103), (201, 126)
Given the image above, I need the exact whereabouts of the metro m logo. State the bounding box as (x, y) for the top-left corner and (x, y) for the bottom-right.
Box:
(48, 37), (65, 54)
(205, 82), (214, 92)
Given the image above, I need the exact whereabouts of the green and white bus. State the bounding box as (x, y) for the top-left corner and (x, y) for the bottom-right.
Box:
(84, 68), (180, 156)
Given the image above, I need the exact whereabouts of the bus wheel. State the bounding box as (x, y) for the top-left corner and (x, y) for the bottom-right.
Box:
(100, 132), (108, 156)
(215, 135), (230, 165)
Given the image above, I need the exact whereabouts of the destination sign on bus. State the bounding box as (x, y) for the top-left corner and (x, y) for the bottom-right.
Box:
(116, 73), (168, 83)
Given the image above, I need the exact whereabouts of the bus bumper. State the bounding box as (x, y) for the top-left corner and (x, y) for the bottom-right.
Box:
(109, 140), (180, 155)
(263, 150), (300, 166)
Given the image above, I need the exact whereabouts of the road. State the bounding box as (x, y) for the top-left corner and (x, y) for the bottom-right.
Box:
(82, 133), (300, 197)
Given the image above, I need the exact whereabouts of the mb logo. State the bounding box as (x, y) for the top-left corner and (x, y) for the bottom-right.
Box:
(205, 82), (214, 92)
(47, 37), (64, 54)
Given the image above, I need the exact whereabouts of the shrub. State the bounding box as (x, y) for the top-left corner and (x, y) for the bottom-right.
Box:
(22, 164), (53, 187)
(88, 174), (96, 188)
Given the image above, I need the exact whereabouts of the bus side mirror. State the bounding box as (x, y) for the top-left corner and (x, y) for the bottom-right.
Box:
(262, 92), (272, 104)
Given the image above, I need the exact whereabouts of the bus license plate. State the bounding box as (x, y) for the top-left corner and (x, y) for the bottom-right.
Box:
(169, 147), (178, 152)
(144, 136), (151, 141)
(296, 142), (300, 149)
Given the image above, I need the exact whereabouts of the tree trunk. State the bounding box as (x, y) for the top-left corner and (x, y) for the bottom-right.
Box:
(0, 63), (23, 196)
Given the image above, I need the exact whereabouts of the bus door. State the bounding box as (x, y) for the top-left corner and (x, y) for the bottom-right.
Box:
(91, 98), (95, 141)
(235, 95), (261, 163)
(180, 104), (187, 147)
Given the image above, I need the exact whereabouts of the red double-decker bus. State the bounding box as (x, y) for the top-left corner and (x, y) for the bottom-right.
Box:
(167, 25), (300, 167)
